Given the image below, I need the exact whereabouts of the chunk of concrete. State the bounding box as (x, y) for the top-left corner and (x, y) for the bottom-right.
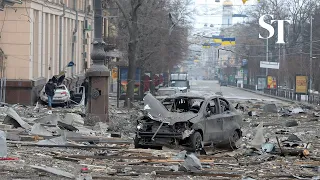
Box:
(0, 130), (7, 157)
(179, 153), (202, 172)
(30, 165), (75, 179)
(37, 131), (67, 145)
(4, 107), (31, 130)
(30, 123), (53, 137)
(93, 122), (109, 133)
(263, 104), (278, 113)
(34, 114), (61, 125)
(64, 113), (84, 127)
(249, 123), (265, 149)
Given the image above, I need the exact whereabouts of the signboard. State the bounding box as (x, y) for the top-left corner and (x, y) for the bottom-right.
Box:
(243, 69), (248, 85)
(119, 67), (141, 100)
(112, 67), (118, 79)
(257, 77), (267, 90)
(295, 75), (308, 94)
(267, 76), (277, 89)
(260, 61), (280, 69)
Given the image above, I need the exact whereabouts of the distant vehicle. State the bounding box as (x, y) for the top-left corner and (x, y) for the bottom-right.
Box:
(220, 81), (228, 86)
(134, 93), (243, 151)
(170, 72), (190, 92)
(40, 84), (70, 105)
(155, 87), (177, 100)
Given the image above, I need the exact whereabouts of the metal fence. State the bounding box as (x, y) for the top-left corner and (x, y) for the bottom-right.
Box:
(229, 82), (320, 105)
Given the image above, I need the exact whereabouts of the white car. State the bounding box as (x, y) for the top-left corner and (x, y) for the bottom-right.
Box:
(39, 84), (71, 105)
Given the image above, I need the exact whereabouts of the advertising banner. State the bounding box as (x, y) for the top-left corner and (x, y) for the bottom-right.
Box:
(295, 75), (308, 94)
(267, 76), (277, 89)
(119, 67), (141, 98)
(257, 77), (266, 90)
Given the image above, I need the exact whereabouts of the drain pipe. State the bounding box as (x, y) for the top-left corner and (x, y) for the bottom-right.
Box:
(71, 0), (78, 77)
(83, 0), (87, 73)
(59, 3), (66, 72)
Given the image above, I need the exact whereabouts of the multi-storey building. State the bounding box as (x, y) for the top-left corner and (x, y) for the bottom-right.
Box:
(0, 0), (95, 105)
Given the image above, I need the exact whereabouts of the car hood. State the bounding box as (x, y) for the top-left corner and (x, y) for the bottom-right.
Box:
(143, 93), (198, 125)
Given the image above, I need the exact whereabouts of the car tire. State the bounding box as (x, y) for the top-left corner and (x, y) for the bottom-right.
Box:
(189, 131), (202, 151)
(229, 130), (240, 149)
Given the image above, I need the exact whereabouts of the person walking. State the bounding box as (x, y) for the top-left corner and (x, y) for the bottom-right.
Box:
(45, 79), (56, 110)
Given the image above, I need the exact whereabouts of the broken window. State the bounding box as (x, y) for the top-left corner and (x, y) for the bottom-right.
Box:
(207, 98), (219, 116)
(219, 98), (230, 113)
(162, 97), (204, 113)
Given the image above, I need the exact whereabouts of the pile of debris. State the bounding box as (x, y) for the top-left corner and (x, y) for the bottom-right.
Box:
(0, 98), (318, 179)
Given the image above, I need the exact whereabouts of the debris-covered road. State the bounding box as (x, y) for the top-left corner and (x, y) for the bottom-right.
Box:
(0, 81), (319, 180)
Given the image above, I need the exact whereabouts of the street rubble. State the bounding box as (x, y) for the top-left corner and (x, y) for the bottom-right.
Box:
(0, 96), (319, 180)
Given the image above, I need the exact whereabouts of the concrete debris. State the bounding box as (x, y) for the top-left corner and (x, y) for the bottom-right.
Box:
(37, 132), (67, 145)
(291, 107), (305, 114)
(248, 111), (258, 117)
(30, 123), (53, 136)
(34, 114), (61, 125)
(285, 120), (299, 127)
(0, 130), (7, 157)
(4, 107), (31, 130)
(249, 123), (265, 149)
(179, 153), (202, 172)
(263, 104), (278, 113)
(93, 122), (109, 133)
(30, 165), (75, 179)
(63, 113), (84, 127)
(105, 167), (117, 175)
(261, 143), (275, 153)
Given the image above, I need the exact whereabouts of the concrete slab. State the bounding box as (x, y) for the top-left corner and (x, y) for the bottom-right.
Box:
(4, 107), (31, 130)
(30, 123), (53, 137)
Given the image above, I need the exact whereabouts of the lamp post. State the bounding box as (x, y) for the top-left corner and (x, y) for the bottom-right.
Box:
(86, 0), (110, 123)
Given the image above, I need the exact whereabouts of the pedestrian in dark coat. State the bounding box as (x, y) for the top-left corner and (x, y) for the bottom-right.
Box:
(45, 79), (56, 110)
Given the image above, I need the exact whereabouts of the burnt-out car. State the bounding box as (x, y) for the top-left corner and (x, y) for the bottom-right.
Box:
(134, 93), (243, 150)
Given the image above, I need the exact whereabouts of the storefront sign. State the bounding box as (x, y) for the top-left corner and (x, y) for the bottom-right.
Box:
(295, 75), (308, 94)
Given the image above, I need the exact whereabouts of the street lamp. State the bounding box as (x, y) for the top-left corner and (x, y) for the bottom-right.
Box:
(86, 0), (110, 123)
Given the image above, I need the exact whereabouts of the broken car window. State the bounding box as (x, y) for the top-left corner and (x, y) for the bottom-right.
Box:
(207, 98), (219, 116)
(219, 98), (230, 113)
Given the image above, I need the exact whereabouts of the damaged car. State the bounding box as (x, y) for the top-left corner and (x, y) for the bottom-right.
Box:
(134, 93), (243, 151)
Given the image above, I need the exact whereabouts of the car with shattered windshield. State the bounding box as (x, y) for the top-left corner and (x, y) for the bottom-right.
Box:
(134, 93), (243, 150)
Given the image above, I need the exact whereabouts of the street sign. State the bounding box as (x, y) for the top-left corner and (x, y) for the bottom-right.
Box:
(260, 61), (279, 69)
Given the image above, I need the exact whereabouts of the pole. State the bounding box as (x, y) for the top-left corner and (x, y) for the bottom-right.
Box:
(266, 38), (268, 76)
(59, 3), (66, 72)
(309, 14), (313, 95)
(71, 0), (78, 77)
(83, 0), (87, 72)
(86, 0), (109, 123)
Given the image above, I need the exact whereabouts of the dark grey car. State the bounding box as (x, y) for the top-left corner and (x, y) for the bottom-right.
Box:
(134, 93), (243, 151)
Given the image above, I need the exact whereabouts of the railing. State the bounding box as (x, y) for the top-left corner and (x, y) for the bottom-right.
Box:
(230, 83), (320, 105)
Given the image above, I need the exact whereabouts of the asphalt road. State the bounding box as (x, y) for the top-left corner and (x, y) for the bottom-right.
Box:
(189, 80), (281, 102)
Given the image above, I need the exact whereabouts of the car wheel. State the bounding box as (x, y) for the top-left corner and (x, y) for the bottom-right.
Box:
(229, 130), (240, 149)
(189, 131), (202, 151)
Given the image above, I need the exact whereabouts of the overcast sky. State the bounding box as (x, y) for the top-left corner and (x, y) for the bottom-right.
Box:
(193, 0), (258, 35)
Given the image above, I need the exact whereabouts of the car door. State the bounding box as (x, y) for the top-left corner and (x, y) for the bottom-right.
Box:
(219, 97), (241, 141)
(204, 98), (224, 144)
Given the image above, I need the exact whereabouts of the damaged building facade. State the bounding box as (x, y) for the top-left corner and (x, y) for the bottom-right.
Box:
(0, 0), (105, 105)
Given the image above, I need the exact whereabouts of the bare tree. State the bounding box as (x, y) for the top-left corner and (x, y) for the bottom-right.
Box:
(113, 0), (144, 106)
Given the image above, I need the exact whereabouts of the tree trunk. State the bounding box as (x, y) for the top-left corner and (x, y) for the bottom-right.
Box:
(126, 36), (137, 107)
